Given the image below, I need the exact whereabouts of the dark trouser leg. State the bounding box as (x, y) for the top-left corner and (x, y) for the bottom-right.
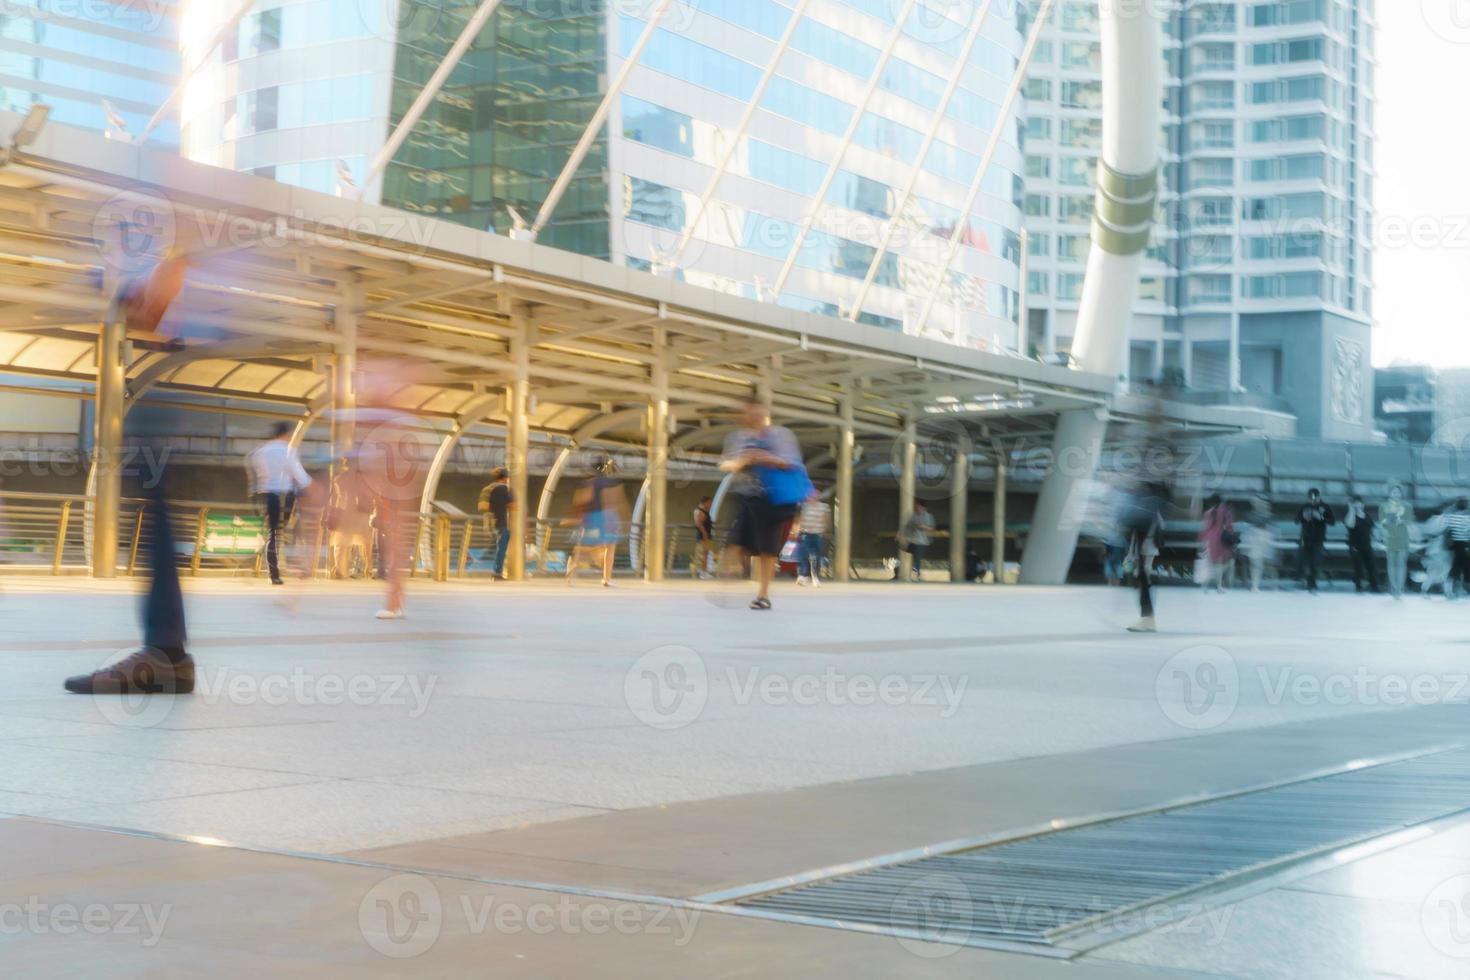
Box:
(911, 545), (926, 577)
(263, 492), (283, 581)
(141, 489), (187, 662)
(1351, 547), (1368, 591)
(1301, 543), (1320, 591)
(1139, 558), (1153, 618)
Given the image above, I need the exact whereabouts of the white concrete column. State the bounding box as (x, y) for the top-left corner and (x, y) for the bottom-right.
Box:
(897, 423), (916, 582)
(949, 448), (969, 583)
(834, 400), (856, 583)
(505, 325), (531, 582)
(92, 312), (126, 578)
(1229, 311), (1242, 391)
(645, 352), (670, 582)
(1021, 0), (1165, 585)
(993, 452), (1009, 585)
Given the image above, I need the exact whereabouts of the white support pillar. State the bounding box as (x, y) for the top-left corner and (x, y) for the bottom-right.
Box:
(897, 423), (916, 583)
(645, 349), (670, 582)
(359, 0), (507, 201)
(771, 0), (922, 299)
(92, 312), (125, 578)
(949, 448), (969, 583)
(1229, 311), (1242, 391)
(506, 325), (531, 582)
(532, 0), (677, 237)
(992, 450), (1008, 585)
(834, 399), (855, 583)
(1020, 0), (1165, 585)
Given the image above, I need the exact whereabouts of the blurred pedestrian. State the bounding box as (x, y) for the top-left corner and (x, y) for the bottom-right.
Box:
(1419, 502), (1454, 597)
(796, 491), (830, 587)
(247, 421), (313, 585)
(1447, 498), (1470, 599)
(477, 467), (514, 581)
(719, 398), (811, 610)
(1296, 488), (1335, 594)
(65, 480), (194, 695)
(1123, 481), (1169, 633)
(1198, 495), (1236, 593)
(690, 495), (715, 579)
(1102, 534), (1126, 587)
(566, 455), (627, 587)
(1344, 496), (1380, 594)
(900, 503), (936, 582)
(1380, 484), (1412, 599)
(1241, 495), (1275, 592)
(327, 458), (373, 579)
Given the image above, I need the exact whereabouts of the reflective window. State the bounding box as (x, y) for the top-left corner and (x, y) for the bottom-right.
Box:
(623, 18), (761, 101)
(696, 0), (792, 39)
(622, 97), (693, 158)
(762, 77), (853, 135)
(747, 140), (828, 197)
(792, 18), (879, 78)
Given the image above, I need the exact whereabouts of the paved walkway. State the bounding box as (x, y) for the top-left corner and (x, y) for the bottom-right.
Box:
(2, 576), (1468, 976)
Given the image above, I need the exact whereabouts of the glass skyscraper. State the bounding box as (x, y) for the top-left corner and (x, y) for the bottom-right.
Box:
(182, 0), (1030, 354)
(1022, 0), (1376, 439)
(0, 0), (180, 143)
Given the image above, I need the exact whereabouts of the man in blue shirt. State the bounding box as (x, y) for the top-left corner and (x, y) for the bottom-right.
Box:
(720, 399), (810, 610)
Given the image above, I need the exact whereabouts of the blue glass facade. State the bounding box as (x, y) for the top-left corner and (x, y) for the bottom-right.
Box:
(0, 0), (180, 143)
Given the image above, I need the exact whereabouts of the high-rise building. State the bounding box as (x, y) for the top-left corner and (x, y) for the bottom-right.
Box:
(0, 0), (180, 142)
(180, 0), (1030, 353)
(1022, 0), (1377, 440)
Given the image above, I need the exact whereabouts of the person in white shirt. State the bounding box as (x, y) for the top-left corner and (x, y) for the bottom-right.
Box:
(247, 422), (313, 585)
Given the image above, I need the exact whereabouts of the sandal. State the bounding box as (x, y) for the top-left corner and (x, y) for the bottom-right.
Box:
(749, 597), (772, 610)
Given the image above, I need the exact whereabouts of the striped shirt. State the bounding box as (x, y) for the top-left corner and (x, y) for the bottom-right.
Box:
(1446, 511), (1470, 542)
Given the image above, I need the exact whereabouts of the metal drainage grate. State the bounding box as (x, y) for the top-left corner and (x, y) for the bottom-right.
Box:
(731, 748), (1470, 953)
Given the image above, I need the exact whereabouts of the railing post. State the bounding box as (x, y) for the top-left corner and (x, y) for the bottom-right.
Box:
(434, 515), (450, 582)
(126, 507), (145, 576)
(52, 500), (71, 574)
(458, 521), (473, 578)
(191, 506), (208, 576)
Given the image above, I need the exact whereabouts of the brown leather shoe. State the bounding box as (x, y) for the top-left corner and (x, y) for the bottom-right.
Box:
(64, 648), (196, 695)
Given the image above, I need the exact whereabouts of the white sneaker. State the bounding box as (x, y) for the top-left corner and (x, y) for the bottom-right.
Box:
(797, 576), (809, 587)
(1127, 616), (1157, 633)
(375, 608), (405, 620)
(810, 576), (819, 589)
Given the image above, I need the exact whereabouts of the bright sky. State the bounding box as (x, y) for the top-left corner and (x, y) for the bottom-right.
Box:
(1371, 4), (1470, 367)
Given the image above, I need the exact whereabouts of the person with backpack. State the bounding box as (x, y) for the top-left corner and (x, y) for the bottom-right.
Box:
(1344, 496), (1380, 594)
(719, 398), (812, 610)
(327, 458), (375, 579)
(477, 467), (515, 581)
